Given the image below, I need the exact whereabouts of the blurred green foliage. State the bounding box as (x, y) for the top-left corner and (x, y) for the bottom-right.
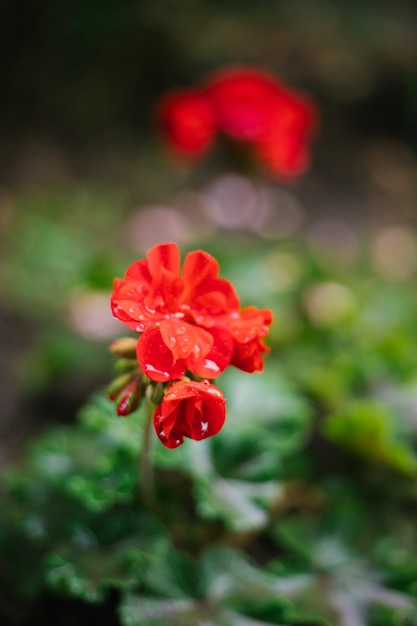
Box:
(2, 232), (417, 625)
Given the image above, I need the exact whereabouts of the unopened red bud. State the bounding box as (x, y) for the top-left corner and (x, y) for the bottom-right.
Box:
(116, 381), (141, 416)
(109, 337), (138, 358)
(107, 372), (135, 401)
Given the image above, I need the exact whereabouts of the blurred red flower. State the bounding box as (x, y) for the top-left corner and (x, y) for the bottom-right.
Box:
(205, 66), (280, 142)
(156, 89), (217, 157)
(153, 379), (226, 448)
(156, 65), (318, 179)
(255, 88), (318, 178)
(111, 243), (273, 381)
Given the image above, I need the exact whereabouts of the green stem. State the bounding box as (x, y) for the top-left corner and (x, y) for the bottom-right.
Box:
(140, 397), (155, 503)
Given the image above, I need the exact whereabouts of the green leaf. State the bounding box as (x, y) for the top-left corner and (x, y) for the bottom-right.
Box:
(322, 400), (417, 476)
(196, 477), (284, 533)
(119, 594), (197, 626)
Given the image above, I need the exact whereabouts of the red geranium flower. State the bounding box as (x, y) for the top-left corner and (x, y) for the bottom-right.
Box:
(111, 243), (273, 381)
(255, 89), (318, 178)
(156, 89), (217, 158)
(228, 306), (273, 373)
(204, 66), (280, 142)
(111, 243), (239, 381)
(206, 66), (318, 179)
(156, 65), (318, 179)
(154, 379), (226, 448)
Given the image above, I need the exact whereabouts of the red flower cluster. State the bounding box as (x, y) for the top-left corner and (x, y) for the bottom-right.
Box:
(111, 243), (272, 448)
(157, 66), (318, 179)
(154, 379), (226, 449)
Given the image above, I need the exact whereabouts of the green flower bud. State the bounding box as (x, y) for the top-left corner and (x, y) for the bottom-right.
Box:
(107, 372), (135, 401)
(109, 337), (138, 358)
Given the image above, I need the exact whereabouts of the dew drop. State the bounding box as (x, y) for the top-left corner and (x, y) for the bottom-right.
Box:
(201, 421), (209, 433)
(200, 359), (220, 376)
(144, 363), (170, 380)
(177, 326), (187, 335)
(206, 386), (222, 398)
(135, 323), (145, 332)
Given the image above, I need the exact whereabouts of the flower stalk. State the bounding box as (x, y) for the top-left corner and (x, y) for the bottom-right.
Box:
(140, 394), (156, 503)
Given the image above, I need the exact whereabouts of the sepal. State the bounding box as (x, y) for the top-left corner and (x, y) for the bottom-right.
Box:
(109, 336), (138, 358)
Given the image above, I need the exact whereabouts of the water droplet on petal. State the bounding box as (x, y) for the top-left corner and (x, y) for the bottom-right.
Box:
(177, 326), (187, 335)
(201, 359), (220, 376)
(135, 323), (145, 332)
(201, 421), (209, 433)
(206, 386), (223, 398)
(144, 363), (170, 381)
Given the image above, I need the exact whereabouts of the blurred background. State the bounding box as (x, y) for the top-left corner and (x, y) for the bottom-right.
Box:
(1, 0), (417, 464)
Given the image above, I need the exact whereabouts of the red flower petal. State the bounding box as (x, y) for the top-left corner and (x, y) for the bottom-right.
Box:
(111, 280), (166, 332)
(229, 306), (273, 343)
(257, 139), (310, 179)
(147, 243), (181, 278)
(125, 259), (152, 284)
(231, 337), (267, 373)
(225, 306), (273, 373)
(188, 327), (234, 378)
(157, 89), (217, 157)
(205, 66), (281, 141)
(153, 380), (226, 448)
(256, 92), (318, 178)
(182, 250), (220, 289)
(136, 327), (186, 382)
(159, 318), (213, 361)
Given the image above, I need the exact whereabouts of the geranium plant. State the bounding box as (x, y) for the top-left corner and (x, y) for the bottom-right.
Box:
(157, 66), (318, 179)
(2, 237), (417, 626)
(108, 242), (272, 498)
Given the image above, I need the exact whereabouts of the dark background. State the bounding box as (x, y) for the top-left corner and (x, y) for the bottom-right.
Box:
(1, 0), (417, 181)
